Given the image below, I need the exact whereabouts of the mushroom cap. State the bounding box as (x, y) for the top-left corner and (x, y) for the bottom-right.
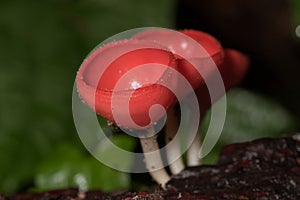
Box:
(178, 30), (224, 89)
(196, 48), (250, 116)
(76, 39), (177, 129)
(133, 29), (224, 89)
(179, 30), (224, 63)
(218, 49), (249, 90)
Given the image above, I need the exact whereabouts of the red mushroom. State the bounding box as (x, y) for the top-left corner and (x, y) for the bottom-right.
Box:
(134, 29), (249, 168)
(133, 28), (225, 173)
(134, 29), (224, 90)
(180, 30), (249, 166)
(195, 48), (250, 114)
(76, 28), (249, 188)
(76, 39), (178, 188)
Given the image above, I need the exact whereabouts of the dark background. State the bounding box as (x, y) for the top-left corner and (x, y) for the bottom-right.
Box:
(177, 0), (300, 116)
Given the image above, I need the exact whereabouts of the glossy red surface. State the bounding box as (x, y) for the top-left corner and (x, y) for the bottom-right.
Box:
(76, 39), (177, 129)
(195, 48), (249, 116)
(134, 29), (224, 89)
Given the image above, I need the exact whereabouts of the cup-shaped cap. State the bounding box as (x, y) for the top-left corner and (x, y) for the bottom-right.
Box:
(195, 48), (249, 115)
(76, 39), (177, 129)
(134, 29), (224, 90)
(218, 49), (249, 90)
(178, 30), (224, 89)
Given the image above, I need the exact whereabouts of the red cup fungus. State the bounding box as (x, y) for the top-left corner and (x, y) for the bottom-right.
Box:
(76, 39), (178, 188)
(179, 30), (249, 166)
(133, 29), (225, 172)
(134, 29), (224, 90)
(76, 40), (177, 129)
(134, 29), (249, 168)
(76, 28), (249, 189)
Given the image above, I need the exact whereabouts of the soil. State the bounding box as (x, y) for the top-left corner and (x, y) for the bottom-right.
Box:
(2, 133), (300, 200)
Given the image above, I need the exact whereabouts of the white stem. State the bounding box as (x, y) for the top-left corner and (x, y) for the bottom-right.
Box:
(187, 128), (202, 166)
(165, 108), (185, 174)
(140, 128), (170, 189)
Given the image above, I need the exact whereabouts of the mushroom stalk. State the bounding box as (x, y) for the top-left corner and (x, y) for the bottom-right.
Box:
(165, 107), (185, 174)
(140, 127), (171, 189)
(187, 128), (202, 166)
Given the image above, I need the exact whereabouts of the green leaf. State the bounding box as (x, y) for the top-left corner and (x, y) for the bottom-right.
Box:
(34, 137), (136, 192)
(291, 0), (300, 25)
(0, 0), (174, 193)
(201, 88), (298, 164)
(93, 135), (137, 173)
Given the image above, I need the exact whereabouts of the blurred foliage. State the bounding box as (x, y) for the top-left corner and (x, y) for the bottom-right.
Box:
(201, 88), (298, 164)
(291, 0), (300, 25)
(35, 135), (136, 192)
(0, 0), (174, 194)
(291, 0), (300, 40)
